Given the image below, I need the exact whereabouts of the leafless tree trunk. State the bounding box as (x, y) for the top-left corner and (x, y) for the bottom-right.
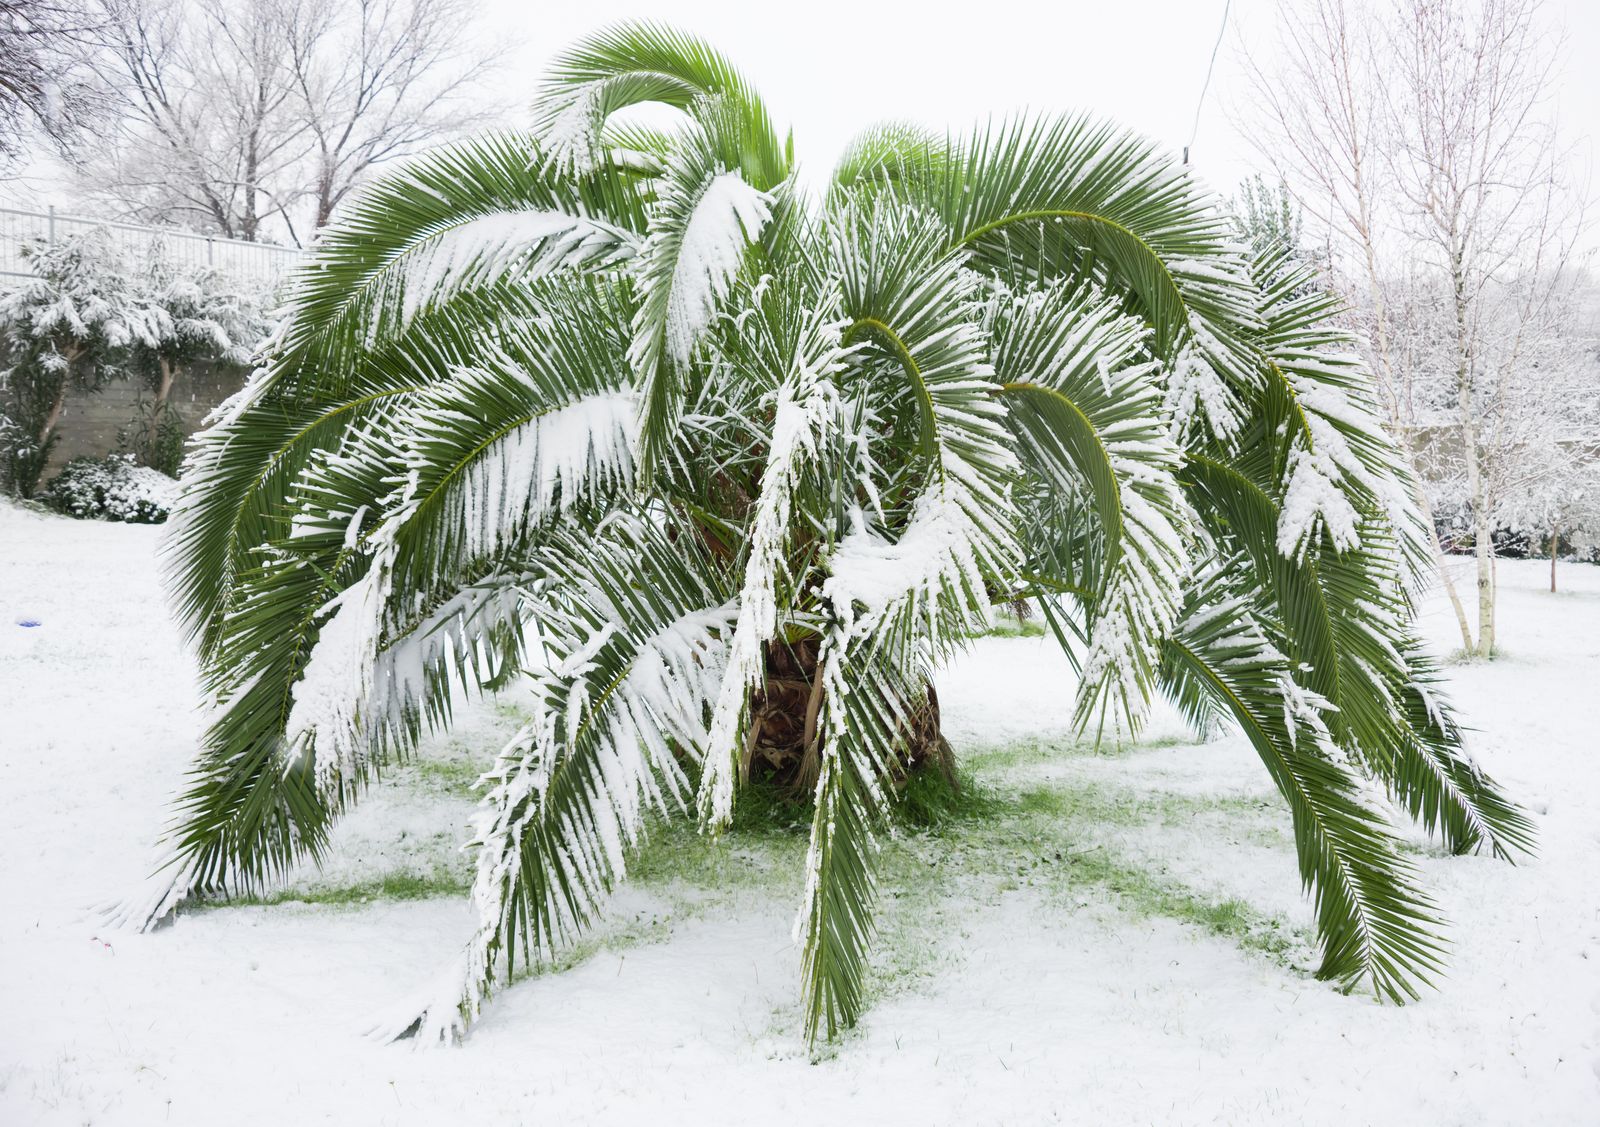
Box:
(280, 0), (504, 233)
(1550, 521), (1558, 592)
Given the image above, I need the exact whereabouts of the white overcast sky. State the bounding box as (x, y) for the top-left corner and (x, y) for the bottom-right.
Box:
(5, 0), (1595, 242)
(478, 0), (1599, 223)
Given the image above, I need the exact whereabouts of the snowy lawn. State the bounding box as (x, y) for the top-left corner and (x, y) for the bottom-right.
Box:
(2, 501), (1597, 1125)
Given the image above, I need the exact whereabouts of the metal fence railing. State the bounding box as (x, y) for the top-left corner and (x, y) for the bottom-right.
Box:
(0, 206), (302, 287)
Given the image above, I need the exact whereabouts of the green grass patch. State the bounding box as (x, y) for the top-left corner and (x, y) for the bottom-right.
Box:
(203, 867), (472, 910)
(981, 615), (1048, 638)
(197, 734), (1310, 998)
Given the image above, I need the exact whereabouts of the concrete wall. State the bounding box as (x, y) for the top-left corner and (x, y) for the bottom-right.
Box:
(45, 361), (246, 475)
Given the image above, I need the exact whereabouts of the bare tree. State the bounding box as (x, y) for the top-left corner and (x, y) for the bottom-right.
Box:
(0, 1), (107, 169)
(282, 0), (503, 231)
(1245, 0), (1587, 658)
(83, 0), (308, 241)
(78, 0), (505, 243)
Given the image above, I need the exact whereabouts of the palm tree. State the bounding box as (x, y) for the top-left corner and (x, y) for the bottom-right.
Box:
(123, 24), (1533, 1045)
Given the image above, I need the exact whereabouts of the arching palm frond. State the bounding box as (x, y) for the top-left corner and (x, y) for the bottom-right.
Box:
(992, 282), (1189, 736)
(1160, 568), (1445, 1003)
(380, 515), (735, 1045)
(532, 22), (788, 189)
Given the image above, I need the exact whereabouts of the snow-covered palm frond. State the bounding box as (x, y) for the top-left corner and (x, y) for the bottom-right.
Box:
(787, 200), (1023, 1035)
(895, 115), (1261, 384)
(1182, 451), (1530, 880)
(697, 293), (853, 827)
(1252, 250), (1403, 559)
(276, 291), (639, 795)
(165, 265), (596, 662)
(1161, 569), (1444, 1002)
(532, 23), (787, 187)
(384, 516), (735, 1045)
(630, 109), (777, 478)
(797, 637), (918, 1042)
(273, 133), (649, 389)
(992, 282), (1190, 737)
(826, 197), (1020, 646)
(1390, 645), (1535, 859)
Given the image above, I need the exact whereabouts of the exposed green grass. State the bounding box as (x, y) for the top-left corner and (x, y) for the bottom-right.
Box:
(196, 734), (1311, 1006)
(204, 867), (471, 910)
(981, 614), (1048, 638)
(406, 755), (488, 791)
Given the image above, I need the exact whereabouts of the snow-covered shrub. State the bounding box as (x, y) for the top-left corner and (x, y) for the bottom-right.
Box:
(122, 248), (272, 475)
(42, 453), (179, 523)
(0, 229), (273, 493)
(0, 232), (140, 497)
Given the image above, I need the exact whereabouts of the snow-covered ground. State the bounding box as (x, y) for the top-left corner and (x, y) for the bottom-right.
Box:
(2, 501), (1597, 1126)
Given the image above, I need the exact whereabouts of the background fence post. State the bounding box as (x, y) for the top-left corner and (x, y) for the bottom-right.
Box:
(47, 205), (56, 242)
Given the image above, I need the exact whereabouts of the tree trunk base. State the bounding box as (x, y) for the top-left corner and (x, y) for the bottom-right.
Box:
(743, 638), (954, 796)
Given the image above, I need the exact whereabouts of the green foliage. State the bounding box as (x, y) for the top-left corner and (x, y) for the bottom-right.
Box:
(127, 22), (1531, 1049)
(120, 398), (187, 477)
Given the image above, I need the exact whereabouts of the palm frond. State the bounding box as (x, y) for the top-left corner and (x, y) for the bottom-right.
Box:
(992, 281), (1190, 736)
(797, 640), (914, 1043)
(630, 107), (777, 480)
(697, 289), (854, 826)
(898, 114), (1261, 439)
(381, 515), (734, 1044)
(274, 133), (648, 389)
(1161, 570), (1445, 1002)
(533, 22), (788, 187)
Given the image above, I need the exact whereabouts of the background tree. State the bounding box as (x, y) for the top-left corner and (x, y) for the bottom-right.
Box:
(121, 245), (269, 473)
(1245, 0), (1589, 658)
(84, 0), (306, 241)
(0, 230), (270, 490)
(0, 231), (140, 495)
(79, 0), (507, 243)
(281, 0), (505, 231)
(114, 26), (1532, 1048)
(0, 1), (106, 170)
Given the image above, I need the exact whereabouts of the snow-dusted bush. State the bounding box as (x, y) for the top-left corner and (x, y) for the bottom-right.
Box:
(123, 248), (271, 475)
(42, 453), (179, 523)
(0, 229), (272, 492)
(0, 232), (141, 496)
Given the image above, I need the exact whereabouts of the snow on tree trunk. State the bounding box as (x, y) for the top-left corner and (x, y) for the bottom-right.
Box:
(1550, 523), (1557, 593)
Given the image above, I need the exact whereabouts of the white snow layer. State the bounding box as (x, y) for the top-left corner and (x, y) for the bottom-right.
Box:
(396, 209), (639, 328)
(657, 171), (773, 368)
(3, 500), (1598, 1125)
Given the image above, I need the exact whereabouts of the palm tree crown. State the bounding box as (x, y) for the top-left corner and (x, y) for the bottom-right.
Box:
(130, 24), (1531, 1045)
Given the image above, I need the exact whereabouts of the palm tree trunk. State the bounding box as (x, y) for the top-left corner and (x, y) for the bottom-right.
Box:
(745, 638), (953, 794)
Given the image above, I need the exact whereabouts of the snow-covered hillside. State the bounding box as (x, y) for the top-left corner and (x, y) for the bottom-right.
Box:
(2, 501), (1596, 1126)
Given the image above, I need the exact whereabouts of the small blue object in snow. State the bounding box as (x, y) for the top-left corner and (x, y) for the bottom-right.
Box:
(16, 618), (41, 628)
